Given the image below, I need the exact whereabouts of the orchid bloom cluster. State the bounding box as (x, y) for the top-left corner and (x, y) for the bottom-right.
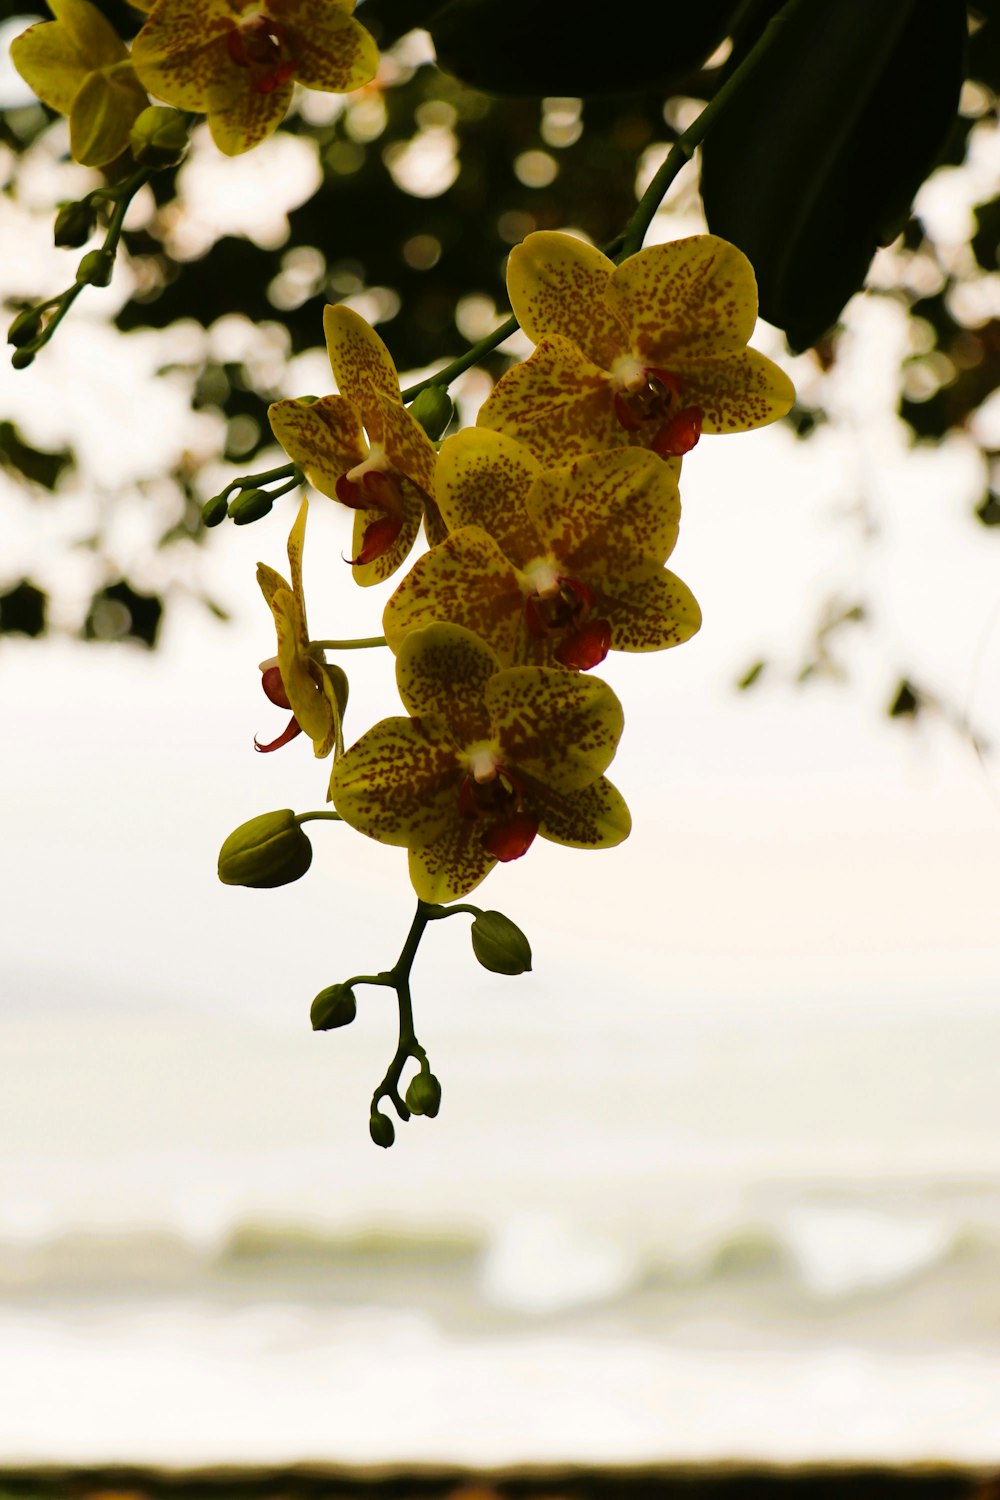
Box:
(9, 2), (796, 1145)
(225, 231), (793, 1144)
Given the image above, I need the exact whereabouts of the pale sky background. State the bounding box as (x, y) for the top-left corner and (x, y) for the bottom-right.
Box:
(2, 35), (1000, 1466)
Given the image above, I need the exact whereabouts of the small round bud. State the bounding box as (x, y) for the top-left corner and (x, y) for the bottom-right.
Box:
(310, 983), (357, 1032)
(54, 199), (97, 249)
(408, 386), (454, 441)
(470, 910), (532, 975)
(218, 809), (313, 889)
(228, 488), (274, 525)
(76, 249), (114, 288)
(7, 308), (43, 349)
(201, 492), (229, 528)
(11, 348), (35, 370)
(405, 1071), (442, 1118)
(370, 1111), (395, 1149)
(129, 106), (190, 168)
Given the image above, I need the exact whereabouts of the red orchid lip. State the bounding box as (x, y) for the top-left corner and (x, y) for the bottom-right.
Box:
(254, 715), (302, 753)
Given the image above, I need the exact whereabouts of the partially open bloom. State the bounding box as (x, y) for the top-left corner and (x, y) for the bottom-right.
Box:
(130, 0), (378, 157)
(383, 430), (700, 671)
(478, 231), (795, 467)
(255, 498), (346, 760)
(331, 623), (631, 902)
(10, 0), (148, 167)
(269, 307), (441, 587)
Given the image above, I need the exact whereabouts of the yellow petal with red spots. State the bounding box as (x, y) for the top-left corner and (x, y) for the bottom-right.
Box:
(291, 4), (378, 96)
(383, 526), (523, 664)
(476, 337), (620, 468)
(599, 565), (701, 652)
(285, 495), (309, 615)
(396, 624), (498, 746)
(535, 775), (631, 850)
(130, 2), (235, 112)
(204, 72), (293, 155)
(269, 586), (339, 755)
(608, 235), (759, 363)
(435, 429), (541, 563)
(324, 304), (400, 411)
(331, 716), (462, 850)
(408, 821), (498, 903)
(527, 449), (681, 583)
(678, 348), (794, 433)
(507, 231), (628, 370)
(268, 396), (366, 499)
(376, 393), (437, 497)
(69, 64), (147, 166)
(487, 667), (623, 793)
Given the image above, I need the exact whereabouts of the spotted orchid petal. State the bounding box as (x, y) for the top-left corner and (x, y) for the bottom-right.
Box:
(202, 72), (293, 155)
(507, 231), (628, 371)
(376, 393), (437, 498)
(527, 448), (681, 582)
(383, 526), (523, 664)
(435, 429), (542, 562)
(669, 349), (796, 434)
(268, 396), (366, 500)
(596, 565), (702, 652)
(287, 1), (378, 94)
(408, 822), (498, 904)
(487, 667), (624, 793)
(348, 473), (424, 588)
(534, 775), (631, 850)
(331, 717), (462, 851)
(130, 1), (235, 112)
(324, 304), (401, 412)
(476, 336), (621, 468)
(608, 235), (759, 363)
(395, 624), (498, 746)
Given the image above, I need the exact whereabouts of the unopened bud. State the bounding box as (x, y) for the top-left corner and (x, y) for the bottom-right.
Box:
(218, 809), (312, 888)
(7, 308), (43, 349)
(11, 348), (35, 369)
(76, 249), (114, 287)
(370, 1111), (395, 1148)
(405, 1071), (441, 1118)
(129, 105), (190, 168)
(470, 909), (532, 975)
(310, 983), (357, 1031)
(228, 488), (273, 525)
(54, 199), (97, 249)
(408, 385), (454, 441)
(201, 492), (229, 528)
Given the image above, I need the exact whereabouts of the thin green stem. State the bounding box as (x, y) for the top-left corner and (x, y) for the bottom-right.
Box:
(399, 315), (519, 404)
(618, 0), (806, 258)
(424, 901), (482, 921)
(312, 635), (387, 651)
(295, 810), (343, 824)
(224, 462), (299, 498)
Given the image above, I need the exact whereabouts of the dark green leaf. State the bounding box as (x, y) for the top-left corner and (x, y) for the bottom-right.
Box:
(0, 579), (46, 637)
(0, 420), (73, 490)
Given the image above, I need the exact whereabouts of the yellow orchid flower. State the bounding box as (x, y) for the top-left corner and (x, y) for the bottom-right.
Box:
(383, 430), (701, 671)
(330, 623), (631, 903)
(269, 306), (441, 588)
(478, 231), (795, 468)
(130, 0), (378, 157)
(10, 0), (148, 167)
(255, 498), (346, 760)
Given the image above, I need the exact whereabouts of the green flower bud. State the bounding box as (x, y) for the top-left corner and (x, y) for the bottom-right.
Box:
(405, 1071), (442, 1118)
(370, 1111), (395, 1148)
(470, 909), (532, 975)
(54, 199), (97, 249)
(408, 385), (454, 441)
(7, 308), (43, 349)
(129, 106), (190, 169)
(11, 348), (35, 370)
(201, 492), (229, 528)
(218, 809), (313, 889)
(310, 983), (357, 1031)
(228, 488), (273, 525)
(76, 249), (114, 287)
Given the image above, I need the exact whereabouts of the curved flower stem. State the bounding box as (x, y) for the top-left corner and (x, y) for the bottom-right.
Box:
(222, 462), (300, 499)
(399, 315), (519, 404)
(10, 166), (152, 366)
(370, 899), (436, 1123)
(295, 810), (343, 825)
(618, 0), (807, 258)
(312, 635), (387, 651)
